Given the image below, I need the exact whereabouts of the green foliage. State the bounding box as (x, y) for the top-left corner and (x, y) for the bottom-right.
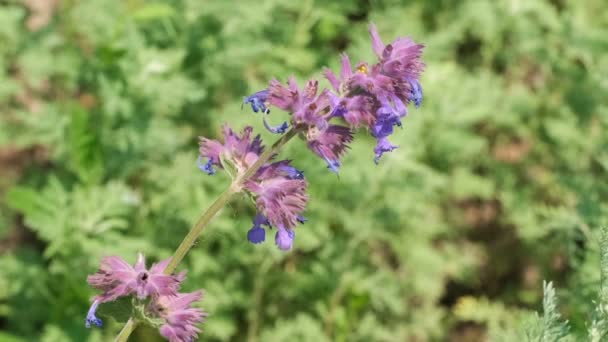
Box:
(525, 281), (569, 342)
(97, 297), (134, 324)
(0, 0), (606, 341)
(587, 227), (608, 341)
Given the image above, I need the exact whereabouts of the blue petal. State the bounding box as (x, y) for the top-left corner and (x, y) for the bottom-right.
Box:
(326, 159), (341, 174)
(253, 213), (271, 227)
(275, 227), (295, 251)
(197, 156), (216, 175)
(372, 109), (401, 139)
(296, 215), (307, 224)
(263, 116), (289, 134)
(243, 90), (269, 113)
(409, 80), (423, 108)
(85, 300), (103, 328)
(247, 226), (266, 244)
(373, 138), (399, 164)
(290, 169), (305, 179)
(279, 164), (304, 179)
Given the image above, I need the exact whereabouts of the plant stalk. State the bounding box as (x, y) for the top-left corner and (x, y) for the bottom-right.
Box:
(114, 127), (299, 341)
(115, 318), (137, 342)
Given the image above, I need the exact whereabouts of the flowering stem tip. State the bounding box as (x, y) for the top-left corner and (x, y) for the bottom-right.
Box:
(105, 22), (424, 342)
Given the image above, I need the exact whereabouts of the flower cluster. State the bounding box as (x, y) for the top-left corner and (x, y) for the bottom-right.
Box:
(199, 126), (308, 250)
(85, 23), (423, 341)
(245, 24), (424, 166)
(85, 254), (206, 342)
(201, 24), (424, 251)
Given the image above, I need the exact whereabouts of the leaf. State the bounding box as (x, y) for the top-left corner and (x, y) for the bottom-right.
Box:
(97, 297), (133, 323)
(68, 105), (104, 184)
(0, 332), (27, 342)
(5, 186), (41, 217)
(132, 3), (176, 22)
(525, 281), (570, 342)
(219, 153), (239, 180)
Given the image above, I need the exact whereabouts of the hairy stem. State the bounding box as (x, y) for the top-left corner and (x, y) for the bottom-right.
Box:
(114, 127), (299, 341)
(163, 185), (238, 274)
(115, 318), (137, 342)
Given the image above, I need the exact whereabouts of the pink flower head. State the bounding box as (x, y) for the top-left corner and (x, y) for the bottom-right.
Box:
(87, 253), (184, 303)
(322, 24), (424, 163)
(267, 76), (300, 112)
(306, 125), (353, 173)
(86, 254), (185, 329)
(268, 77), (332, 129)
(153, 291), (207, 342)
(329, 93), (375, 128)
(369, 24), (425, 81)
(368, 24), (424, 108)
(245, 160), (308, 233)
(323, 53), (354, 94)
(199, 125), (264, 175)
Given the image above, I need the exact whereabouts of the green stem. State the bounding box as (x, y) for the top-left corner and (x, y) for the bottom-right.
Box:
(115, 318), (137, 342)
(162, 184), (237, 274)
(114, 127), (299, 341)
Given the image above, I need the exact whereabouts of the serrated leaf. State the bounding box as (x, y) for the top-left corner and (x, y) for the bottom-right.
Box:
(68, 106), (104, 184)
(5, 186), (40, 215)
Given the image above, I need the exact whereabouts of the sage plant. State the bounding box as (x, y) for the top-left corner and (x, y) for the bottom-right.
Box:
(85, 23), (425, 342)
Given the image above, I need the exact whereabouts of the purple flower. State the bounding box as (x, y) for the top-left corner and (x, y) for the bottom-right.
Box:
(199, 125), (264, 175)
(87, 254), (184, 303)
(85, 299), (103, 328)
(306, 125), (353, 173)
(267, 76), (301, 112)
(244, 89), (292, 134)
(408, 79), (423, 108)
(263, 117), (289, 134)
(292, 89), (333, 129)
(85, 254), (185, 329)
(243, 90), (269, 113)
(369, 24), (425, 80)
(348, 62), (396, 99)
(197, 156), (216, 175)
(275, 227), (295, 251)
(374, 137), (399, 164)
(268, 77), (332, 129)
(330, 94), (375, 128)
(371, 95), (407, 138)
(247, 213), (270, 244)
(278, 162), (305, 179)
(324, 53), (354, 95)
(245, 160), (308, 232)
(368, 24), (425, 106)
(153, 291), (207, 342)
(322, 24), (424, 163)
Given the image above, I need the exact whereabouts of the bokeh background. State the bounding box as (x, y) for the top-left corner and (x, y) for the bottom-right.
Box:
(1, 0), (607, 341)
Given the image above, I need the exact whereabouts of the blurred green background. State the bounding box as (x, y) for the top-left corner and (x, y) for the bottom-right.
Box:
(1, 0), (607, 341)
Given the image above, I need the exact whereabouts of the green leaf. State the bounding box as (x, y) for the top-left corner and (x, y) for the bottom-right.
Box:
(525, 281), (570, 341)
(5, 186), (40, 216)
(132, 3), (176, 22)
(0, 332), (27, 342)
(97, 297), (133, 323)
(68, 105), (104, 184)
(219, 153), (239, 180)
